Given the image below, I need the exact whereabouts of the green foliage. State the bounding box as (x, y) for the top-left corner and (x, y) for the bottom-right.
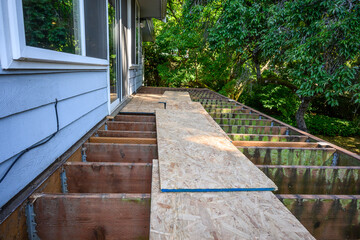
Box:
(305, 115), (360, 137)
(263, 0), (360, 105)
(22, 0), (76, 53)
(239, 84), (300, 119)
(144, 0), (360, 133)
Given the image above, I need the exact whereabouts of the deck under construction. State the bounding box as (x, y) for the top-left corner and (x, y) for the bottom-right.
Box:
(1, 87), (359, 239)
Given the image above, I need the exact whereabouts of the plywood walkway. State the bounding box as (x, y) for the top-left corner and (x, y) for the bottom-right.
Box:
(150, 160), (314, 239)
(123, 91), (314, 238)
(156, 109), (277, 191)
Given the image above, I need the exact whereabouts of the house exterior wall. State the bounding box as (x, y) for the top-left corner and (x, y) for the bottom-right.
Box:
(0, 66), (108, 207)
(0, 0), (146, 209)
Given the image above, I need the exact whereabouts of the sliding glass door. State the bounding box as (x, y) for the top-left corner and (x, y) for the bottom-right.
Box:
(109, 0), (121, 107)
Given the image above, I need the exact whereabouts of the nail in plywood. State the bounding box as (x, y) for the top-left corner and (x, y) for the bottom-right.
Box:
(156, 109), (277, 191)
(64, 162), (152, 193)
(84, 143), (157, 163)
(32, 193), (151, 240)
(150, 160), (314, 239)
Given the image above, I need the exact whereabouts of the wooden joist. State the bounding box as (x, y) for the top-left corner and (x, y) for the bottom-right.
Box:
(276, 194), (360, 240)
(84, 143), (157, 163)
(228, 134), (309, 142)
(89, 137), (157, 144)
(238, 147), (336, 166)
(96, 130), (156, 138)
(258, 165), (360, 195)
(206, 108), (251, 114)
(107, 121), (156, 131)
(64, 162), (152, 193)
(221, 125), (289, 135)
(209, 112), (263, 119)
(114, 114), (155, 122)
(232, 141), (320, 148)
(31, 193), (151, 240)
(214, 118), (274, 126)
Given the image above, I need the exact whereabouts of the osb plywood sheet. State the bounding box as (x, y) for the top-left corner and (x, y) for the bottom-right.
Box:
(162, 91), (192, 101)
(121, 94), (163, 113)
(150, 160), (314, 240)
(156, 109), (277, 191)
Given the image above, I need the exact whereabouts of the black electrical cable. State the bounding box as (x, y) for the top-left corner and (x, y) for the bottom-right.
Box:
(0, 99), (60, 184)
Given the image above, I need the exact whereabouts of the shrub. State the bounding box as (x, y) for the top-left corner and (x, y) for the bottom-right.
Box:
(305, 115), (359, 137)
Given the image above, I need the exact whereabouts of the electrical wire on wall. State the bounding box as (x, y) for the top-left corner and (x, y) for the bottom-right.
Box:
(0, 99), (60, 184)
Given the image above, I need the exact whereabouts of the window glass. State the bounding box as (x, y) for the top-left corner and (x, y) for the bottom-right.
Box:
(135, 4), (140, 64)
(109, 0), (118, 103)
(84, 0), (107, 59)
(22, 0), (81, 54)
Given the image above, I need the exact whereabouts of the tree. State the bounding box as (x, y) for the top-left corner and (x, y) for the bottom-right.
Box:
(262, 0), (360, 131)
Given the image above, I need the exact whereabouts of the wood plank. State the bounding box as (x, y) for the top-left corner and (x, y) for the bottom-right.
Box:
(232, 141), (319, 148)
(228, 134), (309, 142)
(107, 121), (156, 131)
(120, 94), (163, 113)
(156, 109), (277, 191)
(209, 112), (263, 119)
(84, 143), (157, 163)
(221, 125), (289, 135)
(258, 165), (360, 195)
(32, 193), (151, 240)
(96, 130), (156, 138)
(277, 194), (360, 240)
(214, 118), (273, 126)
(64, 162), (152, 193)
(89, 137), (157, 144)
(239, 147), (336, 166)
(150, 160), (314, 239)
(114, 115), (155, 122)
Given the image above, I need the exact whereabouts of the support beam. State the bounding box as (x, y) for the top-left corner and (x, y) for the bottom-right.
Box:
(258, 165), (360, 194)
(107, 121), (156, 131)
(31, 193), (151, 240)
(214, 118), (274, 126)
(89, 137), (157, 144)
(96, 130), (156, 138)
(221, 125), (289, 135)
(209, 113), (263, 119)
(228, 134), (309, 142)
(233, 141), (320, 148)
(277, 194), (360, 240)
(84, 143), (157, 163)
(64, 162), (152, 193)
(114, 115), (155, 122)
(238, 147), (336, 165)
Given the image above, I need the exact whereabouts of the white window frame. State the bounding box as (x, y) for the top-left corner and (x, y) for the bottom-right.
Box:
(0, 0), (108, 70)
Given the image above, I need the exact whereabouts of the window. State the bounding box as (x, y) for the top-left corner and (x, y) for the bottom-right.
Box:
(131, 0), (140, 65)
(0, 0), (108, 69)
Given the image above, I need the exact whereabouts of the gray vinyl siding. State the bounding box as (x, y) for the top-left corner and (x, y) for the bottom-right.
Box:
(0, 66), (108, 207)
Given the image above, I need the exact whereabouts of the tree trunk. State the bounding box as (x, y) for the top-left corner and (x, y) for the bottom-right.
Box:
(296, 96), (312, 132)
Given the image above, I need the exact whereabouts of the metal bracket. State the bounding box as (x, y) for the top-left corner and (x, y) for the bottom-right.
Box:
(259, 116), (262, 119)
(61, 169), (68, 193)
(285, 129), (290, 135)
(26, 203), (40, 240)
(158, 101), (167, 109)
(270, 122), (274, 127)
(331, 152), (339, 166)
(81, 147), (87, 162)
(104, 122), (108, 131)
